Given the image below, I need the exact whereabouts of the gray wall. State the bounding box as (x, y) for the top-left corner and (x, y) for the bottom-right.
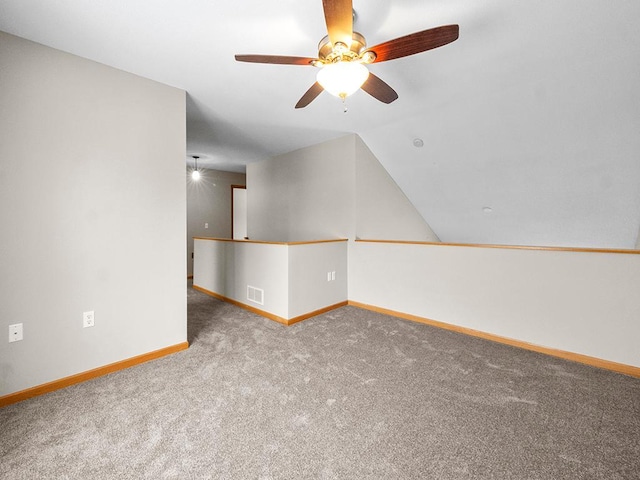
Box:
(187, 168), (246, 276)
(247, 134), (437, 242)
(0, 32), (186, 396)
(350, 241), (640, 368)
(355, 136), (440, 241)
(247, 135), (355, 242)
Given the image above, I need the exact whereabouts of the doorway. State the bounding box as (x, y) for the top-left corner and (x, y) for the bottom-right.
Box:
(231, 185), (247, 240)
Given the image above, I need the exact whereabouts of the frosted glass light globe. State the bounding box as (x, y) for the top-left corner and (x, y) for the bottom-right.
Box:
(317, 61), (369, 98)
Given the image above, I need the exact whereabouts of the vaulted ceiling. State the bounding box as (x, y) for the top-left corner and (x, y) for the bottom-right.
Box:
(2, 1), (639, 248)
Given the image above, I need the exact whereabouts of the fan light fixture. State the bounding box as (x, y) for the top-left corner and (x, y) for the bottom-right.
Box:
(317, 61), (369, 99)
(192, 156), (200, 181)
(235, 1), (459, 108)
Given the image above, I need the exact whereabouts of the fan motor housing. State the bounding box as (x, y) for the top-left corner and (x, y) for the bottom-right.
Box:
(318, 31), (369, 63)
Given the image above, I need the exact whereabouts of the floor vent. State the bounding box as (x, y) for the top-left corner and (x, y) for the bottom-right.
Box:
(247, 285), (264, 305)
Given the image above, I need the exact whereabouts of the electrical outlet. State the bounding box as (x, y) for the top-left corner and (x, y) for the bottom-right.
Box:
(9, 323), (23, 342)
(331, 271), (336, 281)
(205, 222), (209, 229)
(83, 311), (95, 328)
(327, 272), (331, 282)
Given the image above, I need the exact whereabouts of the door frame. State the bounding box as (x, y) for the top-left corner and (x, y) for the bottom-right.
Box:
(231, 184), (247, 239)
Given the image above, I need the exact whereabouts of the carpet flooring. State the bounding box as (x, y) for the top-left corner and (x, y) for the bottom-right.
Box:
(1, 285), (639, 479)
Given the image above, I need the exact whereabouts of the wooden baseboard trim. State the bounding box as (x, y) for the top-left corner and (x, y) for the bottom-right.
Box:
(348, 301), (640, 378)
(193, 285), (347, 327)
(0, 342), (189, 408)
(287, 301), (348, 326)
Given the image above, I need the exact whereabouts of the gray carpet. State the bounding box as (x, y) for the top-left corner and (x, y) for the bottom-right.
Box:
(1, 285), (639, 479)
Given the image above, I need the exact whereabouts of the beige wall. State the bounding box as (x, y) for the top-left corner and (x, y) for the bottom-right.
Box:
(0, 32), (186, 396)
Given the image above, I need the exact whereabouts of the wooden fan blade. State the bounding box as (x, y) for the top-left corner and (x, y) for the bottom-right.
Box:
(235, 54), (316, 66)
(361, 73), (398, 104)
(368, 25), (459, 63)
(295, 82), (324, 109)
(322, 0), (353, 48)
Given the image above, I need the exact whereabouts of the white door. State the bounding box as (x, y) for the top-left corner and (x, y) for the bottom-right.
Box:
(232, 186), (247, 239)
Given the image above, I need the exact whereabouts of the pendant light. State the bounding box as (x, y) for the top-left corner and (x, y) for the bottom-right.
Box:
(192, 156), (200, 181)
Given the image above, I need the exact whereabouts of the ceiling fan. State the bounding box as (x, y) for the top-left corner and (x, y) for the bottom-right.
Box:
(235, 0), (459, 109)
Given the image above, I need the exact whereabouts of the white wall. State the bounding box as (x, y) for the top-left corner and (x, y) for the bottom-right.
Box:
(349, 241), (640, 368)
(187, 168), (245, 276)
(0, 32), (186, 396)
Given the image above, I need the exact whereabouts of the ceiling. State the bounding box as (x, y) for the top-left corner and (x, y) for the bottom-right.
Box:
(1, 0), (639, 248)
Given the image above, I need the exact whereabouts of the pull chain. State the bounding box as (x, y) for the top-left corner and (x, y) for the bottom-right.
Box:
(340, 94), (348, 113)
